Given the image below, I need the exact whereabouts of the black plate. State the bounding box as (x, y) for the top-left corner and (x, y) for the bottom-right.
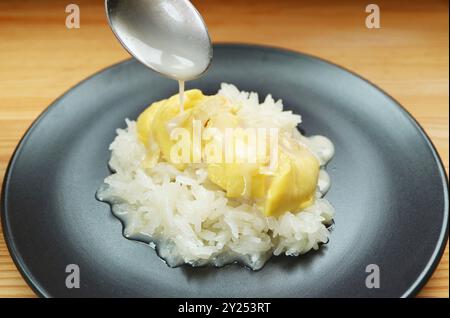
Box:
(2, 44), (448, 298)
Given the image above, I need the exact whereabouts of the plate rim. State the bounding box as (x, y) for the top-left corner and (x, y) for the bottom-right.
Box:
(1, 43), (448, 298)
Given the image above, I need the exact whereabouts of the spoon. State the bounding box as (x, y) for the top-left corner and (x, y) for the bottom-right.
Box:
(105, 0), (213, 81)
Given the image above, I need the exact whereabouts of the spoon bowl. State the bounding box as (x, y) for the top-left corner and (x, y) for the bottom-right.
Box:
(105, 0), (212, 80)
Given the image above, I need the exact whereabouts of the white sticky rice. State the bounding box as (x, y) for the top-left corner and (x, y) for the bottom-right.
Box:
(97, 83), (334, 270)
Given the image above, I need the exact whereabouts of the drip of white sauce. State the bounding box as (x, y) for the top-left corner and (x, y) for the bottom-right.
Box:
(317, 169), (331, 196)
(307, 135), (335, 166)
(178, 80), (185, 111)
(305, 135), (334, 197)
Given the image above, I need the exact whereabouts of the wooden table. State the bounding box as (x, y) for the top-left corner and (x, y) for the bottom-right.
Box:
(0, 0), (448, 298)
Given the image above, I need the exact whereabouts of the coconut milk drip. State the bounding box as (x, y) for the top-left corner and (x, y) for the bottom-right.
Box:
(178, 80), (185, 111)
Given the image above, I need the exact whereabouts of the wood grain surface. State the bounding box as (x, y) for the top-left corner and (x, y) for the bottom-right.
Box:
(0, 0), (448, 298)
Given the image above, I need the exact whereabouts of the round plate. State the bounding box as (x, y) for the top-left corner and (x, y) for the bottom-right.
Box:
(2, 44), (448, 298)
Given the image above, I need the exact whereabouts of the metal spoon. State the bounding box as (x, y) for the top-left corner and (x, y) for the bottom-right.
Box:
(105, 0), (212, 81)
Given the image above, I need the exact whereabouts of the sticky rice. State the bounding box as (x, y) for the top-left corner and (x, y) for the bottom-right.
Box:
(97, 83), (334, 270)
